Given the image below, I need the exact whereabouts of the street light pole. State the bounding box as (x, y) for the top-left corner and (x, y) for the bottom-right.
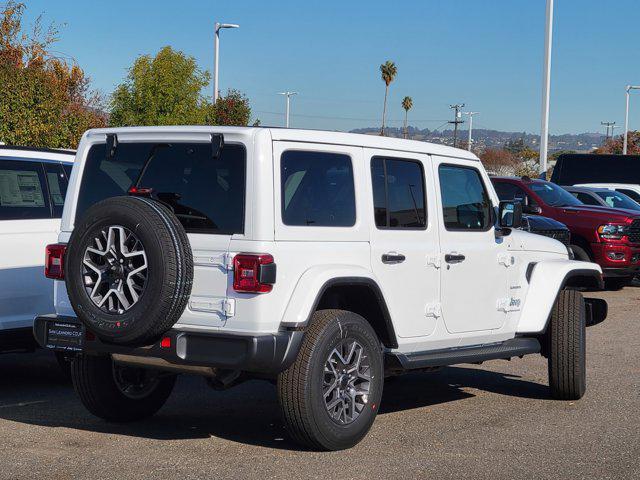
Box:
(623, 85), (640, 155)
(463, 112), (479, 151)
(539, 0), (554, 177)
(278, 92), (298, 128)
(213, 22), (239, 103)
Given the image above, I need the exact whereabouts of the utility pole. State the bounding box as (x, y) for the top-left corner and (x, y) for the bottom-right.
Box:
(449, 104), (465, 148)
(213, 22), (240, 103)
(463, 111), (479, 151)
(278, 92), (298, 128)
(539, 0), (554, 177)
(601, 121), (616, 141)
(624, 85), (640, 155)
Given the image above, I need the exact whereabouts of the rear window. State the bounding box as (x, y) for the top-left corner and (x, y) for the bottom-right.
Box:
(76, 142), (246, 234)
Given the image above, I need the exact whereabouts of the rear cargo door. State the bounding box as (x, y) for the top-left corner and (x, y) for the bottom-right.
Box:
(74, 139), (248, 329)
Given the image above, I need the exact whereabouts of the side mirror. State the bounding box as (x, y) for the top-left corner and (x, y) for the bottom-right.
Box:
(523, 204), (542, 215)
(498, 201), (523, 229)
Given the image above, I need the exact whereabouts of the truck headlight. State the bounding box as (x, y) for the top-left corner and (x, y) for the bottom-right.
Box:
(597, 224), (628, 240)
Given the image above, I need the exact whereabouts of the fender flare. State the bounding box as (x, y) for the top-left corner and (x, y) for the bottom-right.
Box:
(280, 265), (398, 348)
(517, 261), (603, 334)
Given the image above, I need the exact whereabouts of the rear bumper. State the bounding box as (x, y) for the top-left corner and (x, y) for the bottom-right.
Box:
(591, 243), (640, 277)
(33, 315), (304, 375)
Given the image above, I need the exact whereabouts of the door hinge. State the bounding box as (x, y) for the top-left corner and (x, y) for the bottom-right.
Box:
(426, 255), (441, 269)
(498, 253), (515, 267)
(223, 298), (236, 317)
(425, 303), (442, 318)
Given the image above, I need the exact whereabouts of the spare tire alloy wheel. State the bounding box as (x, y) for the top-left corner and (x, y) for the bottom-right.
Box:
(66, 196), (193, 346)
(83, 226), (148, 314)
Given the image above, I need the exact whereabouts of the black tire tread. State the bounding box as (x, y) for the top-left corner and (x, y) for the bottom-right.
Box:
(71, 354), (175, 422)
(548, 289), (586, 400)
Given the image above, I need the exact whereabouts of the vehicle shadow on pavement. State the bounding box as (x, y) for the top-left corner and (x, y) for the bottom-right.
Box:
(0, 352), (549, 451)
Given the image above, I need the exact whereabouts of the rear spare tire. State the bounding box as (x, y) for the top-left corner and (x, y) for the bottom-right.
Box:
(65, 196), (193, 346)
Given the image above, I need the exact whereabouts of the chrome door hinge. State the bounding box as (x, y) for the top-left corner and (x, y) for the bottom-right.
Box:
(193, 251), (235, 271)
(425, 303), (442, 318)
(498, 253), (515, 267)
(426, 255), (441, 269)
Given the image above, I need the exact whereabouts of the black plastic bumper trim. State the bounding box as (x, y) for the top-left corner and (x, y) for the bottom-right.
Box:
(33, 315), (304, 375)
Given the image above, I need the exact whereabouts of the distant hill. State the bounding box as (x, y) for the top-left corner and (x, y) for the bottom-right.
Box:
(349, 126), (605, 153)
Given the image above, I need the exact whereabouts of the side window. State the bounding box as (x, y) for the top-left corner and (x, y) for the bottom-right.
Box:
(44, 163), (69, 218)
(618, 189), (640, 203)
(439, 165), (493, 231)
(370, 157), (426, 229)
(0, 159), (51, 220)
(281, 150), (355, 227)
(575, 192), (599, 206)
(493, 182), (536, 207)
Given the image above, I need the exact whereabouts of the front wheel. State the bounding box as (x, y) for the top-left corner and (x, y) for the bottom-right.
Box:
(548, 290), (586, 400)
(71, 355), (176, 422)
(277, 309), (384, 451)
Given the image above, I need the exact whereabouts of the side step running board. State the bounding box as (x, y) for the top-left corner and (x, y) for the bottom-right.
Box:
(385, 337), (541, 371)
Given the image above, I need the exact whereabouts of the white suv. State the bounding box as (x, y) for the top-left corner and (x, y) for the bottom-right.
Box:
(0, 146), (73, 354)
(34, 127), (606, 450)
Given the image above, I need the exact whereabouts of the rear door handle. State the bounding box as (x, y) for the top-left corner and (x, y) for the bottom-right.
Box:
(381, 252), (406, 264)
(445, 253), (466, 264)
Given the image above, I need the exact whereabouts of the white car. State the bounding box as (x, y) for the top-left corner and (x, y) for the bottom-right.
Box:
(34, 127), (606, 450)
(0, 147), (74, 354)
(575, 183), (640, 205)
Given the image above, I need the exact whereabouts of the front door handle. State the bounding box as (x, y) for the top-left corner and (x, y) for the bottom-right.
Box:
(445, 253), (466, 264)
(382, 252), (406, 264)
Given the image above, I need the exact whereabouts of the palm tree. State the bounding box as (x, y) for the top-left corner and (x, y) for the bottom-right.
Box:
(401, 96), (413, 139)
(379, 61), (397, 136)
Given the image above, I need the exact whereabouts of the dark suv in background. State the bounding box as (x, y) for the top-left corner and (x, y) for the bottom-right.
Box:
(492, 176), (640, 289)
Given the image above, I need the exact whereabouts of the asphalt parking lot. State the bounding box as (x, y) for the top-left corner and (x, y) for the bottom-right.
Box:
(1, 288), (638, 480)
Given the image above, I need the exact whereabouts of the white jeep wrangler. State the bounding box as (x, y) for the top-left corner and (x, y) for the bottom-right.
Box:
(35, 127), (607, 450)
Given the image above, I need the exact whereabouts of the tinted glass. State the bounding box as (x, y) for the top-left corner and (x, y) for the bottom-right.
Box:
(44, 163), (69, 218)
(574, 192), (600, 206)
(281, 151), (355, 227)
(617, 188), (640, 203)
(595, 191), (640, 210)
(439, 165), (492, 230)
(371, 157), (426, 228)
(529, 181), (582, 207)
(62, 163), (73, 180)
(0, 159), (50, 220)
(492, 182), (535, 205)
(76, 142), (246, 234)
(552, 154), (640, 185)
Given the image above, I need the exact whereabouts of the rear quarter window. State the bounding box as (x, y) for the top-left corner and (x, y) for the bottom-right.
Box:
(76, 142), (246, 234)
(0, 159), (51, 220)
(280, 150), (356, 227)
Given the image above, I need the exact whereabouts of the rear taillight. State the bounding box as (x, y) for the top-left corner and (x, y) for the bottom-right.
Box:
(45, 244), (67, 279)
(233, 254), (276, 293)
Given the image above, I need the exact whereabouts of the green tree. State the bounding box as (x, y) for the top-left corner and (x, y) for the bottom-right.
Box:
(379, 60), (397, 136)
(401, 96), (413, 139)
(0, 1), (105, 148)
(110, 46), (212, 126)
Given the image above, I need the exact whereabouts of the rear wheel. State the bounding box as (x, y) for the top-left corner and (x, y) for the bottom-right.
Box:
(71, 354), (176, 422)
(277, 310), (384, 451)
(548, 289), (586, 400)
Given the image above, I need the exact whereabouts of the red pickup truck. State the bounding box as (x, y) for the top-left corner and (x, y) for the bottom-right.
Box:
(492, 176), (640, 289)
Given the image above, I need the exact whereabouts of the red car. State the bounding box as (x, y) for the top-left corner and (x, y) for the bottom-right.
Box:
(492, 176), (640, 289)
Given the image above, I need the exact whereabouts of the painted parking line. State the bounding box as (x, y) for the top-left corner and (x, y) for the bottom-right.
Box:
(0, 400), (48, 409)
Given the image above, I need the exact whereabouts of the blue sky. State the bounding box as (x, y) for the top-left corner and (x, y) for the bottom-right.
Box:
(22, 0), (640, 134)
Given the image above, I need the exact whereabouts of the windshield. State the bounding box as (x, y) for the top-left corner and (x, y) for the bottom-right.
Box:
(529, 181), (583, 207)
(595, 191), (640, 211)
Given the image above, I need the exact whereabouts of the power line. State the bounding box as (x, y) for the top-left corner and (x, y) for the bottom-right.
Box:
(255, 111), (448, 124)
